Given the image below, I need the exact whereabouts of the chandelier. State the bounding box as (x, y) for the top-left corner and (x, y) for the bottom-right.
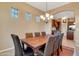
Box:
(40, 2), (54, 24)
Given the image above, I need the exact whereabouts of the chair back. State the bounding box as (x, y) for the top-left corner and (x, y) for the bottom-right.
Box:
(53, 33), (64, 52)
(25, 33), (33, 38)
(58, 33), (64, 47)
(34, 32), (40, 37)
(53, 34), (61, 52)
(11, 34), (23, 56)
(44, 35), (55, 56)
(41, 32), (46, 37)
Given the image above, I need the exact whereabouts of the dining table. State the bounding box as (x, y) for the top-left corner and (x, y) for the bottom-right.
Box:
(21, 36), (48, 56)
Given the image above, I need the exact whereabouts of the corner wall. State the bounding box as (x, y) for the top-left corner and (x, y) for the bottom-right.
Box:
(48, 2), (79, 55)
(0, 2), (44, 55)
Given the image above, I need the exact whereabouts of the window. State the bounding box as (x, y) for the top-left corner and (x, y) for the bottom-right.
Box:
(35, 16), (40, 23)
(25, 12), (32, 21)
(11, 7), (19, 18)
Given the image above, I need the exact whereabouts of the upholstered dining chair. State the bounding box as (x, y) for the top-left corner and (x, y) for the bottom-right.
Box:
(11, 34), (34, 56)
(37, 35), (56, 56)
(53, 34), (61, 55)
(23, 33), (33, 51)
(59, 33), (64, 51)
(25, 33), (33, 38)
(41, 32), (46, 37)
(34, 32), (40, 37)
(53, 33), (64, 55)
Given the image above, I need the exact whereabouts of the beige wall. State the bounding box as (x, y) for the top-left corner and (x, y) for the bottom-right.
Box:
(1, 2), (79, 56)
(48, 2), (79, 55)
(48, 2), (79, 40)
(0, 2), (45, 55)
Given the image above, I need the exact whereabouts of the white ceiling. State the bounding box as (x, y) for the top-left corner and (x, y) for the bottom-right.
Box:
(26, 2), (70, 12)
(54, 11), (74, 18)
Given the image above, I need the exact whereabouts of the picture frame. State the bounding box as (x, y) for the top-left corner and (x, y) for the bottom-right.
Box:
(63, 19), (66, 23)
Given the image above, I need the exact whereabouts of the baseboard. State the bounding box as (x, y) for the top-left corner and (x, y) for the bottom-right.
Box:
(0, 47), (14, 54)
(73, 48), (76, 56)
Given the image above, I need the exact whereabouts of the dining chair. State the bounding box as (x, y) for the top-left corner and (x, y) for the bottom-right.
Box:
(23, 33), (33, 51)
(37, 35), (56, 56)
(34, 32), (40, 37)
(59, 33), (64, 51)
(25, 33), (33, 38)
(41, 32), (46, 37)
(11, 34), (34, 56)
(53, 34), (61, 55)
(53, 33), (64, 55)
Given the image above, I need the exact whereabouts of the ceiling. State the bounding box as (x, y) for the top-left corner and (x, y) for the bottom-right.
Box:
(26, 2), (70, 12)
(54, 11), (74, 18)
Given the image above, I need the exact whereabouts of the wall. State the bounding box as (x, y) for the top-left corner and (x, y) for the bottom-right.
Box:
(0, 2), (44, 55)
(48, 2), (79, 55)
(44, 20), (52, 34)
(53, 11), (75, 36)
(48, 2), (79, 40)
(1, 2), (79, 56)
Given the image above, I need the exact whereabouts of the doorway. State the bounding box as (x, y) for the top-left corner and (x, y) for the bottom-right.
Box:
(51, 19), (61, 34)
(52, 19), (61, 31)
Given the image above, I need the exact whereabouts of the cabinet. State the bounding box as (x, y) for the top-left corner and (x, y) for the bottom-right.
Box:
(67, 31), (74, 40)
(67, 18), (75, 40)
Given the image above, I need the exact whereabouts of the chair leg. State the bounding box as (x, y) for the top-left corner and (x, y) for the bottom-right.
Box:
(60, 45), (62, 51)
(22, 42), (25, 51)
(51, 52), (54, 56)
(57, 49), (60, 56)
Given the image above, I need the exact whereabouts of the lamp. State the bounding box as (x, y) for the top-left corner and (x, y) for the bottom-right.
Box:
(40, 2), (53, 24)
(62, 16), (67, 23)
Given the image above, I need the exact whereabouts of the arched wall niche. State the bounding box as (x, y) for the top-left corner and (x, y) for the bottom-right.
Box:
(53, 10), (75, 19)
(51, 10), (75, 37)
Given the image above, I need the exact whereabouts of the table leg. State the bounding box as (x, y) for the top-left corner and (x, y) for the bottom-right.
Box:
(33, 48), (39, 56)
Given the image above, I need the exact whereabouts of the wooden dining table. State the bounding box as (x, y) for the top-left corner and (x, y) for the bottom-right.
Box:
(21, 36), (48, 56)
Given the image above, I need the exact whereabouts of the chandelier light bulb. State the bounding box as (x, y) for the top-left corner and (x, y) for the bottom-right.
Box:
(46, 13), (49, 17)
(50, 15), (54, 19)
(42, 17), (45, 21)
(40, 15), (44, 19)
(47, 17), (49, 20)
